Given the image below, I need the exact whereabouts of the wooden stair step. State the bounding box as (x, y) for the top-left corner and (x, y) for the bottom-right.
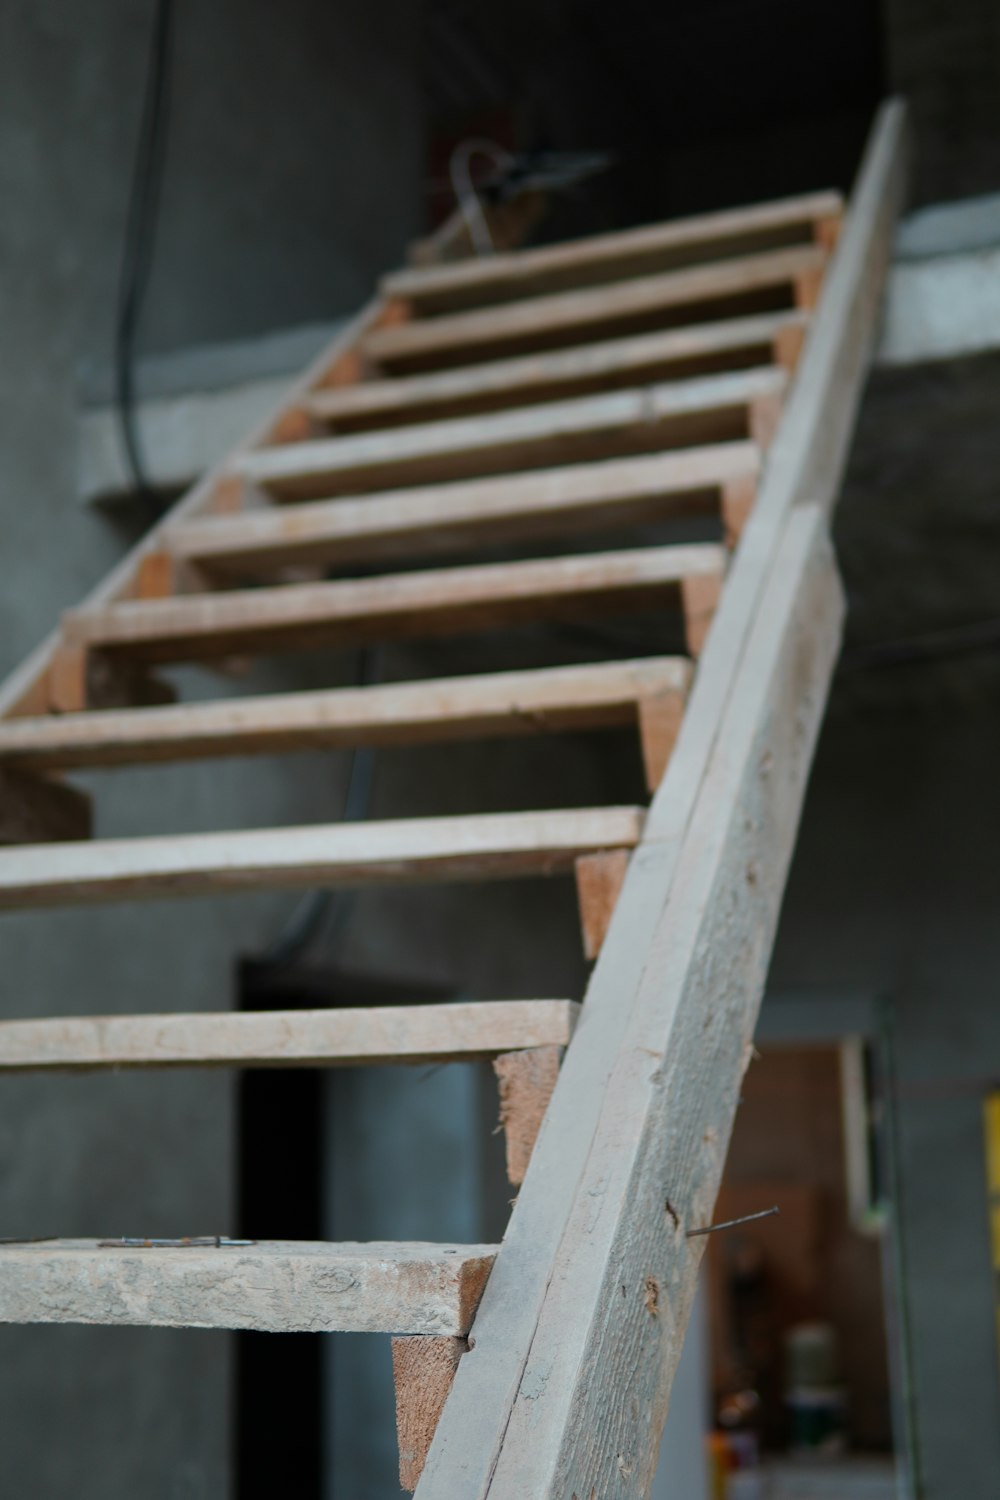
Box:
(234, 368), (786, 502)
(381, 191), (842, 314)
(0, 658), (691, 772)
(0, 999), (579, 1071)
(61, 544), (727, 668)
(0, 1239), (496, 1335)
(0, 805), (644, 909)
(302, 312), (809, 433)
(165, 446), (760, 578)
(362, 246), (828, 373)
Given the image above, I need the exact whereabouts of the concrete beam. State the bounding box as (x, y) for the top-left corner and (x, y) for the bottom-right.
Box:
(76, 195), (1000, 504)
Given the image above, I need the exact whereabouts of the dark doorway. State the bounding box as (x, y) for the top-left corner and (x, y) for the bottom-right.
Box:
(234, 959), (328, 1498)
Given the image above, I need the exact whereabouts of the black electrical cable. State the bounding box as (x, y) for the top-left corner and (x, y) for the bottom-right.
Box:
(115, 0), (176, 505)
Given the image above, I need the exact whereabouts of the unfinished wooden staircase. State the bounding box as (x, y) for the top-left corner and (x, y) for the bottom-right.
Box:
(0, 102), (906, 1496)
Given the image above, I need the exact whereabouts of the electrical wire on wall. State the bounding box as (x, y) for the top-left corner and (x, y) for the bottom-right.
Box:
(115, 0), (176, 507)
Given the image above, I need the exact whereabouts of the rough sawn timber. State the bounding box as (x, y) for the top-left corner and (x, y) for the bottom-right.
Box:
(61, 545), (726, 667)
(162, 446), (760, 577)
(413, 99), (908, 1500)
(0, 1000), (579, 1071)
(233, 368), (786, 501)
(488, 504), (842, 1495)
(382, 191), (842, 314)
(302, 313), (808, 432)
(0, 806), (645, 910)
(0, 659), (691, 772)
(365, 246), (827, 371)
(0, 1240), (496, 1335)
(394, 1336), (468, 1492)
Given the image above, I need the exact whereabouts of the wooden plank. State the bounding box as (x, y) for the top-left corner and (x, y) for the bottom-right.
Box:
(415, 101), (908, 1500)
(383, 192), (843, 314)
(234, 369), (786, 501)
(363, 247), (827, 373)
(482, 507), (842, 1497)
(0, 659), (692, 773)
(302, 313), (809, 433)
(0, 1000), (580, 1071)
(394, 1337), (468, 1493)
(0, 806), (645, 910)
(0, 1240), (497, 1335)
(165, 445), (761, 577)
(0, 767), (91, 845)
(61, 546), (727, 667)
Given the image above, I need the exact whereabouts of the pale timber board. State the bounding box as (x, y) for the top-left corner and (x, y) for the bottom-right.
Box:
(364, 247), (826, 371)
(0, 1240), (497, 1335)
(0, 806), (644, 909)
(382, 194), (842, 314)
(415, 101), (908, 1500)
(487, 507), (843, 1496)
(0, 298), (390, 721)
(0, 1000), (579, 1071)
(62, 545), (726, 666)
(235, 369), (785, 500)
(303, 314), (809, 431)
(167, 447), (760, 575)
(0, 659), (692, 772)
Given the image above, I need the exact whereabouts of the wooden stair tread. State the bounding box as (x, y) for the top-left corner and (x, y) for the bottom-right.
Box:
(236, 367), (786, 500)
(0, 999), (579, 1070)
(303, 312), (808, 432)
(0, 658), (691, 771)
(381, 191), (842, 314)
(0, 805), (645, 909)
(167, 446), (759, 576)
(363, 246), (827, 372)
(63, 545), (727, 665)
(0, 1239), (497, 1335)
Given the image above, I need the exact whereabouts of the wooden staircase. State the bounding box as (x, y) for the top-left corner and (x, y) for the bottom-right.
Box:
(0, 102), (907, 1496)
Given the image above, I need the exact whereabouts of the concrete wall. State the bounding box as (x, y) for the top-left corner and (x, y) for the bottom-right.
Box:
(768, 354), (1000, 1498)
(0, 2), (421, 1495)
(884, 0), (1000, 206)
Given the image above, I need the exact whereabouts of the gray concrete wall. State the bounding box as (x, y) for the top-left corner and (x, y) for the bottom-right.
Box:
(768, 354), (1000, 1498)
(0, 2), (421, 1495)
(884, 0), (1000, 207)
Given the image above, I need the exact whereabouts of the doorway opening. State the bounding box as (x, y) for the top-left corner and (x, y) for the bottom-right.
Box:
(702, 993), (912, 1499)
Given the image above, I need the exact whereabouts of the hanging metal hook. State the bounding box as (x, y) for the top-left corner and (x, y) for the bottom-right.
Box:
(449, 137), (516, 257)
